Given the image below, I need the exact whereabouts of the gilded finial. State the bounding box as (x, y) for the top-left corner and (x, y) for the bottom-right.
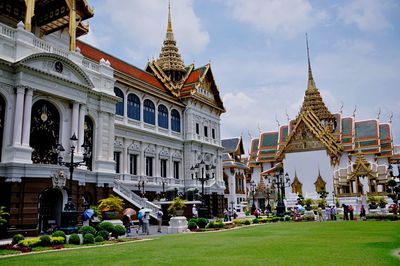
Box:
(167, 0), (173, 34)
(352, 105), (357, 118)
(339, 102), (344, 114)
(257, 123), (262, 134)
(376, 107), (381, 120)
(275, 114), (280, 127)
(286, 109), (290, 122)
(389, 112), (393, 124)
(247, 130), (252, 140)
(306, 33), (316, 91)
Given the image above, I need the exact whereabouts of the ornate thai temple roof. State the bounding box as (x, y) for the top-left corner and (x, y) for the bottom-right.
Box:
(156, 2), (186, 74)
(299, 35), (334, 122)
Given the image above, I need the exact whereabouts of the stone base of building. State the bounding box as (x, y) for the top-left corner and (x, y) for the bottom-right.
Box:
(167, 216), (188, 234)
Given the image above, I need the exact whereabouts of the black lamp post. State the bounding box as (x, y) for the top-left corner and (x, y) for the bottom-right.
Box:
(137, 179), (146, 198)
(56, 133), (90, 212)
(250, 180), (256, 213)
(269, 170), (290, 217)
(388, 164), (400, 206)
(190, 159), (216, 217)
(55, 133), (90, 231)
(265, 187), (272, 213)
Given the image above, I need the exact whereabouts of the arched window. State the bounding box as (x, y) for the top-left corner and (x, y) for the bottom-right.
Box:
(84, 116), (94, 171)
(127, 93), (140, 120)
(158, 104), (168, 129)
(30, 100), (60, 164)
(0, 95), (5, 162)
(143, 99), (155, 125)
(171, 109), (181, 132)
(114, 87), (124, 116)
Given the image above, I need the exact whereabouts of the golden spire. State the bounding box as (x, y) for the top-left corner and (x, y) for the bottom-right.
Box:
(156, 0), (186, 78)
(306, 33), (316, 91)
(299, 34), (334, 122)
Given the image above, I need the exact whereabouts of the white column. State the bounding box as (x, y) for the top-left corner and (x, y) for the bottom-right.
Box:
(21, 88), (33, 146)
(77, 104), (86, 153)
(123, 138), (128, 174)
(96, 111), (103, 160)
(13, 86), (25, 146)
(71, 102), (79, 138)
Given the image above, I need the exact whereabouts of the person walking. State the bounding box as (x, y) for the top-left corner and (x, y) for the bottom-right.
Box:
(157, 209), (163, 233)
(192, 204), (198, 218)
(137, 207), (144, 234)
(143, 211), (150, 235)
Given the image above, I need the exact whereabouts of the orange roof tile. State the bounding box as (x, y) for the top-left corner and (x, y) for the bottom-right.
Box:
(77, 41), (167, 92)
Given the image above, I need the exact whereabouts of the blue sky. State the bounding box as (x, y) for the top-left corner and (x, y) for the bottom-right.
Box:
(81, 0), (400, 150)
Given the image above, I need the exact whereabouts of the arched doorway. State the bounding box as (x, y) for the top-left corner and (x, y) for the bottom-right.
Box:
(0, 95), (5, 162)
(30, 100), (60, 164)
(38, 188), (63, 233)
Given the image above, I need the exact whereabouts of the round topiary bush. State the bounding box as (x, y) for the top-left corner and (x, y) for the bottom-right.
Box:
(94, 235), (104, 243)
(252, 218), (260, 224)
(98, 221), (114, 233)
(39, 235), (51, 246)
(79, 225), (96, 236)
(244, 220), (251, 225)
(207, 221), (215, 228)
(52, 230), (66, 239)
(12, 234), (25, 245)
(215, 221), (224, 228)
(188, 218), (198, 224)
(197, 218), (208, 228)
(83, 233), (95, 244)
(113, 225), (126, 238)
(97, 230), (109, 241)
(188, 221), (198, 230)
(69, 233), (81, 245)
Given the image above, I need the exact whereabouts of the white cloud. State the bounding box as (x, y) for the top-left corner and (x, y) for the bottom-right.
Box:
(91, 0), (209, 58)
(222, 0), (327, 38)
(337, 0), (391, 32)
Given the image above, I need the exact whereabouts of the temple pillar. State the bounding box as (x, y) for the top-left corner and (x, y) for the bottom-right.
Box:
(66, 0), (77, 51)
(13, 86), (25, 146)
(78, 104), (86, 153)
(21, 88), (33, 146)
(71, 102), (79, 138)
(24, 0), (35, 32)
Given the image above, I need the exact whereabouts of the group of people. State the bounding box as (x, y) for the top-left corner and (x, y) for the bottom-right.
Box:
(223, 208), (237, 221)
(122, 207), (164, 236)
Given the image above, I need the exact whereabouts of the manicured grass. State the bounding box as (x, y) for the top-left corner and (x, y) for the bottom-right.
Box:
(1, 221), (399, 266)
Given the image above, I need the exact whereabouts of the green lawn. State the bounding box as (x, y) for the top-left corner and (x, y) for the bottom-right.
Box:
(1, 221), (399, 266)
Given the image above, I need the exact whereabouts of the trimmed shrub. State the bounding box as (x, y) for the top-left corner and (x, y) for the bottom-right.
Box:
(233, 219), (246, 225)
(39, 235), (51, 246)
(272, 217), (280, 222)
(68, 233), (81, 245)
(188, 221), (198, 230)
(18, 238), (41, 247)
(215, 221), (224, 228)
(197, 218), (208, 229)
(207, 221), (215, 228)
(260, 218), (268, 223)
(113, 225), (126, 238)
(284, 216), (291, 222)
(188, 218), (198, 224)
(83, 233), (95, 244)
(252, 218), (260, 224)
(94, 235), (104, 243)
(50, 236), (65, 245)
(78, 225), (96, 236)
(244, 220), (251, 225)
(98, 221), (114, 233)
(97, 230), (109, 241)
(52, 230), (66, 239)
(12, 234), (25, 245)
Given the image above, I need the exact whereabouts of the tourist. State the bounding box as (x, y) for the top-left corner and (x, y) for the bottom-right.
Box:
(360, 205), (366, 220)
(157, 209), (163, 233)
(143, 211), (150, 235)
(318, 207), (325, 222)
(192, 204), (198, 218)
(224, 208), (229, 221)
(137, 207), (144, 234)
(233, 209), (237, 219)
(349, 205), (354, 220)
(342, 204), (349, 220)
(331, 205), (337, 220)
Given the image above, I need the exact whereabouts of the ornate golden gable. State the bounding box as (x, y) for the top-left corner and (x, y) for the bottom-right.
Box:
(291, 173), (303, 195)
(348, 151), (376, 180)
(314, 172), (326, 193)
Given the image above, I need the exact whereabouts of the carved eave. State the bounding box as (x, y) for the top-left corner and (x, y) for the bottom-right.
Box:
(276, 108), (342, 164)
(291, 174), (303, 194)
(314, 173), (326, 192)
(348, 152), (375, 180)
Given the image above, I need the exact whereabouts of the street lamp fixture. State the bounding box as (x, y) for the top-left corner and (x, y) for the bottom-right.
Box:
(265, 187), (272, 213)
(268, 170), (290, 217)
(190, 159), (216, 217)
(55, 133), (91, 212)
(250, 180), (256, 213)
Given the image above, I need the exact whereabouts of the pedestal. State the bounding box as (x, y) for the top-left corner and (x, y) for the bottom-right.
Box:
(198, 206), (209, 218)
(167, 216), (188, 234)
(60, 211), (78, 234)
(304, 210), (316, 220)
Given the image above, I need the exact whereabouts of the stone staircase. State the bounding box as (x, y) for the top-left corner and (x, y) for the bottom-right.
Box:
(113, 179), (160, 219)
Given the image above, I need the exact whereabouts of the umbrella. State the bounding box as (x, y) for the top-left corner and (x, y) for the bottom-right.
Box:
(297, 205), (305, 212)
(139, 208), (152, 214)
(122, 208), (136, 217)
(83, 208), (94, 221)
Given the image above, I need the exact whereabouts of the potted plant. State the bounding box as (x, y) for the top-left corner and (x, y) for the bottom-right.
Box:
(377, 196), (387, 208)
(98, 195), (124, 219)
(304, 198), (313, 211)
(367, 195), (378, 209)
(0, 206), (9, 237)
(167, 197), (186, 216)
